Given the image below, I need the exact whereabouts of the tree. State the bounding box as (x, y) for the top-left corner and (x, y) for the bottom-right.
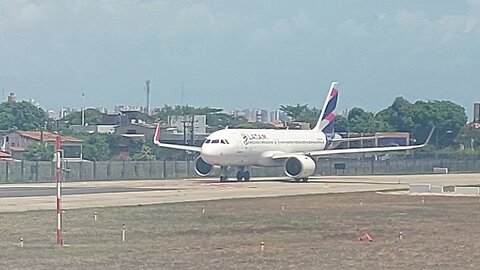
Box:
(373, 97), (467, 148)
(234, 122), (276, 129)
(60, 108), (104, 126)
(0, 101), (48, 131)
(77, 133), (111, 161)
(132, 143), (156, 161)
(279, 104), (320, 128)
(334, 115), (348, 132)
(154, 105), (251, 131)
(25, 143), (55, 161)
(347, 107), (391, 133)
(454, 127), (480, 151)
(280, 104), (308, 120)
(411, 100), (467, 148)
(376, 97), (415, 132)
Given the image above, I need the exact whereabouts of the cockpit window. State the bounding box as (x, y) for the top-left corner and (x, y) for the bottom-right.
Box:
(224, 140), (229, 144)
(205, 139), (211, 143)
(211, 139), (219, 143)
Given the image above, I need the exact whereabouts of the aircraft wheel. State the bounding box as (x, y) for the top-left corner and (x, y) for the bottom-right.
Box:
(243, 171), (251, 181)
(236, 171), (244, 181)
(220, 175), (228, 182)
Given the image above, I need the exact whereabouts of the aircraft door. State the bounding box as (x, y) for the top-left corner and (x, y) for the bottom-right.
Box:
(237, 132), (248, 164)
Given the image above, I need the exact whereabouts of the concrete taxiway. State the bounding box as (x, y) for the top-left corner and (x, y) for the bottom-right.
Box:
(0, 173), (479, 212)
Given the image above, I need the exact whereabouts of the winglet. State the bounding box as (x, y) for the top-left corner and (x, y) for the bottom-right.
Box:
(154, 123), (161, 144)
(151, 123), (203, 152)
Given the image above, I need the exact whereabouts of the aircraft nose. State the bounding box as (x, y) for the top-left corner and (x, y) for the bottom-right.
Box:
(201, 145), (222, 158)
(201, 145), (221, 164)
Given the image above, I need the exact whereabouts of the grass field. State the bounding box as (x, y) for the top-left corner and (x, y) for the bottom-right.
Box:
(1, 192), (480, 269)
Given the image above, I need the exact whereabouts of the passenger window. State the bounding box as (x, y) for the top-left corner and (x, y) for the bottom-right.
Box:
(212, 139), (219, 143)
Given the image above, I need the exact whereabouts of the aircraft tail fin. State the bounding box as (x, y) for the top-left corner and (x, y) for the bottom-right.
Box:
(313, 82), (339, 136)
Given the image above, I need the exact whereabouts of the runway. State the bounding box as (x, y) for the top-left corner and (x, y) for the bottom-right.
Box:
(1, 173), (479, 212)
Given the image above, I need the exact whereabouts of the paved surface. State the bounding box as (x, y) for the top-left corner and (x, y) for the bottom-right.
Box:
(0, 187), (176, 198)
(0, 173), (479, 212)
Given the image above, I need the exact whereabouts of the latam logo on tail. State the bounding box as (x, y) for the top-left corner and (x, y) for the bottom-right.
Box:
(154, 82), (433, 182)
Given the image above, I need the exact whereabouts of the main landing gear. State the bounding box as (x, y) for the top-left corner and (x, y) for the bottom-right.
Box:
(294, 177), (309, 182)
(236, 167), (250, 182)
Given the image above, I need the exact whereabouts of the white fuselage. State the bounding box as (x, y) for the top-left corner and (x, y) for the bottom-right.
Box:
(200, 129), (327, 167)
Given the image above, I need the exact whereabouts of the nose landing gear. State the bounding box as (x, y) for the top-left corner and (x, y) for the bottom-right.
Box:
(218, 166), (251, 182)
(220, 166), (229, 182)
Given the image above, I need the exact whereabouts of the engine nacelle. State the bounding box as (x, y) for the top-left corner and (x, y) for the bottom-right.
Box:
(195, 156), (214, 176)
(284, 155), (316, 179)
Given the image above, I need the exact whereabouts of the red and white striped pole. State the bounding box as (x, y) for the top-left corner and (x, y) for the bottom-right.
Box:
(55, 135), (63, 246)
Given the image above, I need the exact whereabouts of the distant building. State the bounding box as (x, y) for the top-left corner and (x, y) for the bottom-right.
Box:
(7, 92), (16, 102)
(169, 115), (207, 134)
(336, 132), (410, 149)
(255, 109), (269, 123)
(59, 107), (79, 119)
(287, 122), (311, 130)
(270, 110), (289, 124)
(70, 125), (116, 134)
(235, 108), (271, 123)
(0, 151), (15, 161)
(103, 110), (154, 125)
(238, 108), (251, 121)
(95, 107), (108, 114)
(114, 105), (144, 113)
(114, 123), (156, 137)
(46, 110), (57, 120)
(29, 99), (40, 107)
(474, 103), (480, 123)
(270, 120), (284, 128)
(467, 122), (480, 129)
(4, 131), (83, 160)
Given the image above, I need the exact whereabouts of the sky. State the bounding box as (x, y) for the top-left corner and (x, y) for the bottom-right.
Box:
(1, 0), (479, 119)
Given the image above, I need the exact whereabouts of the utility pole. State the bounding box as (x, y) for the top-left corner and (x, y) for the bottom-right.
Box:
(182, 120), (188, 145)
(55, 135), (63, 246)
(81, 91), (85, 126)
(181, 81), (184, 106)
(145, 80), (151, 115)
(190, 115), (195, 146)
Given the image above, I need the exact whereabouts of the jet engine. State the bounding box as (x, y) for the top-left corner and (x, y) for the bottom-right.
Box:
(195, 156), (214, 176)
(284, 155), (316, 179)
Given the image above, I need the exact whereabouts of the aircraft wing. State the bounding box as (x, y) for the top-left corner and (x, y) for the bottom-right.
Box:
(153, 142), (202, 152)
(306, 143), (427, 157)
(153, 124), (202, 153)
(329, 136), (378, 142)
(273, 128), (434, 159)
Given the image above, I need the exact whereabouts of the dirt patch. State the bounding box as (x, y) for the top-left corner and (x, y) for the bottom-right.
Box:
(1, 193), (479, 269)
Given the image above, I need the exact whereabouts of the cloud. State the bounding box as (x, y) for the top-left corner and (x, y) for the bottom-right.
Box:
(336, 4), (479, 44)
(250, 10), (316, 46)
(437, 15), (478, 40)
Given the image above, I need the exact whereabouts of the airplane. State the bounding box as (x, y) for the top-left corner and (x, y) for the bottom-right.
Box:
(154, 82), (433, 182)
